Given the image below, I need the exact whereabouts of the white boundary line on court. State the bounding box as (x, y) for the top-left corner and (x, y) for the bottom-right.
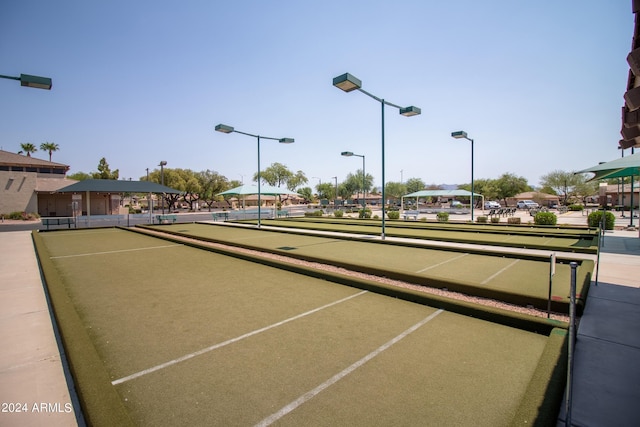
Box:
(254, 309), (445, 427)
(480, 259), (520, 285)
(415, 253), (469, 273)
(50, 244), (183, 259)
(112, 290), (369, 386)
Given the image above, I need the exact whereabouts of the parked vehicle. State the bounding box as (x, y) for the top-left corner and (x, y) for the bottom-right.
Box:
(516, 200), (539, 209)
(484, 201), (500, 209)
(450, 200), (463, 208)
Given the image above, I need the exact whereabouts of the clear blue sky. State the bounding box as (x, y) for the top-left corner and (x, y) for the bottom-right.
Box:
(0, 0), (633, 188)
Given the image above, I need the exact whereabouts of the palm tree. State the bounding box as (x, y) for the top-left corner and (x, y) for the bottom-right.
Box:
(40, 142), (60, 162)
(19, 143), (37, 157)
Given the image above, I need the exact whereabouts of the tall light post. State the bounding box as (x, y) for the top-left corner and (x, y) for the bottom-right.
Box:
(215, 124), (294, 227)
(0, 73), (52, 90)
(341, 151), (366, 212)
(451, 131), (475, 222)
(159, 161), (167, 214)
(333, 72), (420, 239)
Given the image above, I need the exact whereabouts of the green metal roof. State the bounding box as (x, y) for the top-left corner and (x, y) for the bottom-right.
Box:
(56, 179), (182, 194)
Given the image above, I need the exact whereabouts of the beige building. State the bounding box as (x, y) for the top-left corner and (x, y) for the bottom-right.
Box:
(0, 150), (76, 217)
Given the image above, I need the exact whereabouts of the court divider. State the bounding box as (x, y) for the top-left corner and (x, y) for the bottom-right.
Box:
(137, 224), (593, 315)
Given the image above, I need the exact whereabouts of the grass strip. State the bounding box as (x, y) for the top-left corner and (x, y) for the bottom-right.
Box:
(127, 226), (567, 335)
(510, 328), (568, 426)
(31, 231), (134, 427)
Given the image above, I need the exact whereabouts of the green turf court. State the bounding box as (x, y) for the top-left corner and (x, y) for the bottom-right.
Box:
(233, 217), (599, 254)
(33, 228), (568, 426)
(139, 222), (592, 314)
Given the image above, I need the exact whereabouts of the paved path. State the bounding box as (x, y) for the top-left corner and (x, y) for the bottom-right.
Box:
(0, 231), (81, 427)
(1, 214), (639, 426)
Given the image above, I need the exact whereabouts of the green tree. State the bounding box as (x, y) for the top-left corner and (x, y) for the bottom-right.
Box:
(19, 143), (37, 157)
(287, 170), (308, 191)
(316, 182), (335, 200)
(67, 171), (92, 181)
(458, 178), (500, 204)
(384, 181), (408, 203)
(344, 169), (374, 196)
(297, 187), (314, 203)
(253, 162), (293, 187)
(539, 170), (588, 205)
(197, 170), (228, 211)
(92, 158), (119, 180)
(179, 169), (203, 210)
(146, 167), (183, 210)
(40, 142), (59, 162)
(405, 177), (425, 194)
(495, 173), (530, 205)
(219, 179), (243, 208)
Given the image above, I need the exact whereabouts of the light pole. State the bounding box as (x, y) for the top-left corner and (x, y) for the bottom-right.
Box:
(451, 131), (475, 222)
(332, 176), (338, 207)
(159, 161), (167, 214)
(341, 151), (366, 213)
(215, 124), (294, 227)
(0, 73), (52, 90)
(333, 72), (420, 239)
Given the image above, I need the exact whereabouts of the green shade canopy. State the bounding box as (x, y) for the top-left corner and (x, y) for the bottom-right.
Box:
(217, 184), (300, 196)
(576, 152), (640, 180)
(56, 179), (182, 194)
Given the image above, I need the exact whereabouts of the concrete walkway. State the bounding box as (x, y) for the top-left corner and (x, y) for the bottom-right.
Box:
(0, 231), (81, 427)
(1, 214), (639, 426)
(557, 230), (640, 427)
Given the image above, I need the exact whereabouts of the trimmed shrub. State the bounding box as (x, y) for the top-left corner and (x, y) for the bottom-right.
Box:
(304, 210), (324, 217)
(587, 210), (615, 230)
(490, 216), (500, 223)
(476, 216), (488, 223)
(6, 211), (40, 220)
(359, 208), (372, 219)
(387, 210), (400, 220)
(436, 211), (449, 222)
(568, 204), (584, 211)
(334, 210), (344, 218)
(534, 212), (557, 226)
(507, 217), (521, 225)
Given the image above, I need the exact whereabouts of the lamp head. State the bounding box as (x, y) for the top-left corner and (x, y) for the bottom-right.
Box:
(400, 106), (421, 117)
(279, 138), (294, 144)
(341, 151), (354, 157)
(451, 131), (468, 139)
(332, 73), (362, 92)
(159, 161), (167, 166)
(20, 74), (52, 90)
(215, 124), (234, 133)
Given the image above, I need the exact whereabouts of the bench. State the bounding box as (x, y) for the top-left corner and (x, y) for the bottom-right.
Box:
(212, 212), (229, 221)
(42, 217), (75, 230)
(402, 210), (419, 220)
(156, 214), (177, 224)
(276, 210), (289, 218)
